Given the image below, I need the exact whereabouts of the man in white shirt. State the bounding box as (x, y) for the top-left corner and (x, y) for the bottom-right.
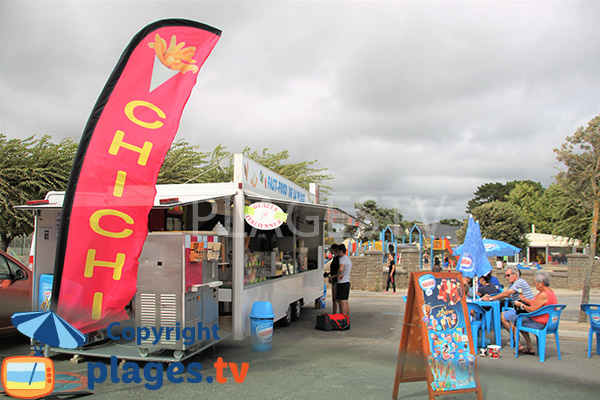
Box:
(336, 244), (352, 316)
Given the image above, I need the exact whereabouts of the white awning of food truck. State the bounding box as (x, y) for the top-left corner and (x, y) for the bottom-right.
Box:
(16, 183), (238, 210)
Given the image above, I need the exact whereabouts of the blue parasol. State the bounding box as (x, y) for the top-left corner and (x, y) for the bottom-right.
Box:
(455, 216), (492, 280)
(454, 238), (521, 258)
(12, 311), (85, 354)
(481, 239), (521, 257)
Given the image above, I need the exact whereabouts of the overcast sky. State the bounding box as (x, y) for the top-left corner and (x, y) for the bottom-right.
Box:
(1, 1), (599, 224)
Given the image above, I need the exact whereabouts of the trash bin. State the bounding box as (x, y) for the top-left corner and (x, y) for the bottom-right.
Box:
(249, 301), (274, 352)
(39, 274), (53, 311)
(320, 284), (326, 308)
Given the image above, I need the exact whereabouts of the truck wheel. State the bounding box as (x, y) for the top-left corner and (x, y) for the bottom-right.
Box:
(279, 304), (292, 326)
(291, 300), (301, 321)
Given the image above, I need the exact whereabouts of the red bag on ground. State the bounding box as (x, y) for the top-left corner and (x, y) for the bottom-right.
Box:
(315, 313), (350, 331)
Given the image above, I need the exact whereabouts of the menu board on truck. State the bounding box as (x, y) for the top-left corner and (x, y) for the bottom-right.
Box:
(392, 271), (482, 400)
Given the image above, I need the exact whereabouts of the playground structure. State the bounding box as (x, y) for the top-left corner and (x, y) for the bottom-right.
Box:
(431, 237), (459, 269)
(356, 225), (459, 270)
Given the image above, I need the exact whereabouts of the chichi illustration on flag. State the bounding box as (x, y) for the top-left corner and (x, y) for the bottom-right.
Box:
(52, 19), (221, 333)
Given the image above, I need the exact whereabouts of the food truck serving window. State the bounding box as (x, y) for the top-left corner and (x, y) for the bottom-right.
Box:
(241, 198), (326, 287)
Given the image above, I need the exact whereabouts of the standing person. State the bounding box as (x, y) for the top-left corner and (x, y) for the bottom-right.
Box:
(496, 256), (504, 270)
(327, 244), (340, 314)
(384, 252), (396, 294)
(336, 243), (352, 317)
(443, 257), (450, 269)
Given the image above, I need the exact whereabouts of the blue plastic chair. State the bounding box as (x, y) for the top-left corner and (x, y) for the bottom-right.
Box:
(467, 303), (487, 350)
(500, 298), (518, 348)
(515, 304), (566, 362)
(501, 298), (513, 313)
(580, 304), (600, 358)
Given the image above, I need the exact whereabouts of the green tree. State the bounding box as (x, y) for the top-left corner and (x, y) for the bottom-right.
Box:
(0, 136), (334, 251)
(438, 218), (463, 227)
(554, 114), (600, 322)
(457, 201), (529, 250)
(158, 141), (230, 184)
(507, 182), (546, 230)
(0, 135), (77, 250)
(533, 183), (564, 234)
(349, 200), (403, 241)
(158, 144), (333, 197)
(466, 180), (543, 214)
(241, 147), (333, 196)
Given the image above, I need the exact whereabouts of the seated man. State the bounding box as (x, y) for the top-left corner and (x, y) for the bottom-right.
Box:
(461, 275), (472, 297)
(486, 271), (501, 289)
(476, 274), (498, 297)
(481, 267), (533, 335)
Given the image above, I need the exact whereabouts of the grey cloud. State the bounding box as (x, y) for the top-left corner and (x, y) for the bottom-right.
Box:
(1, 1), (598, 224)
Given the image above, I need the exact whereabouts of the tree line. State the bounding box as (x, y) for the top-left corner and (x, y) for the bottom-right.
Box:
(2, 114), (598, 257)
(347, 115), (599, 261)
(0, 136), (332, 251)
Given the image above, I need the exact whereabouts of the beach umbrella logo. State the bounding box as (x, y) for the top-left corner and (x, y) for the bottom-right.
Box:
(2, 311), (84, 399)
(11, 311), (85, 356)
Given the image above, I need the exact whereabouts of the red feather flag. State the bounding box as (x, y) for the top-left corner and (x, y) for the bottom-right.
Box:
(52, 20), (221, 333)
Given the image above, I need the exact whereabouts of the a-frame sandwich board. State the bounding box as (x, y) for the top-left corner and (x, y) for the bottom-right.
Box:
(393, 271), (482, 400)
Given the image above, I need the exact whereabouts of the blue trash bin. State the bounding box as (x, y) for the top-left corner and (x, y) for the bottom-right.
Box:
(249, 301), (274, 352)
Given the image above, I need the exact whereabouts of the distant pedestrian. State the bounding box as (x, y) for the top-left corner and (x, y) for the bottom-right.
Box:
(433, 257), (442, 272)
(496, 256), (504, 269)
(384, 252), (396, 294)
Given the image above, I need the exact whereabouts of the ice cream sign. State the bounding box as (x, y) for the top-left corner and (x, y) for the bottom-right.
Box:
(244, 202), (288, 230)
(419, 274), (436, 297)
(459, 252), (474, 274)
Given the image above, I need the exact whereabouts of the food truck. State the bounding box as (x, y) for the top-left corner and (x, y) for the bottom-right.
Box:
(20, 154), (342, 362)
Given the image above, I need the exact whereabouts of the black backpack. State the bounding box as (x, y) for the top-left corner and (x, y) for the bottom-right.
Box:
(315, 313), (350, 331)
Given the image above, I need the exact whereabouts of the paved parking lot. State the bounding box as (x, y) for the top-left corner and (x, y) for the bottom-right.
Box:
(1, 289), (599, 399)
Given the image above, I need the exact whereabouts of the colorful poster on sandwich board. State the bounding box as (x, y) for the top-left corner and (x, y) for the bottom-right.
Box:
(393, 271), (482, 400)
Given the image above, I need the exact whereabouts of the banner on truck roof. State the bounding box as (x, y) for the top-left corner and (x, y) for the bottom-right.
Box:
(234, 155), (316, 204)
(52, 19), (221, 333)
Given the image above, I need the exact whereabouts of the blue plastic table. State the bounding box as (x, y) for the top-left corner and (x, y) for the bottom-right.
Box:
(468, 299), (502, 347)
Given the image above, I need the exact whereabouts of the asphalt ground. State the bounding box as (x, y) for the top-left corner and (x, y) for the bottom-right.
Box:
(1, 289), (599, 400)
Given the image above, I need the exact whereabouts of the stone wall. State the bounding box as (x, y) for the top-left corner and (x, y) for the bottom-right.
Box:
(517, 269), (569, 290)
(327, 249), (599, 292)
(333, 247), (430, 292)
(347, 250), (386, 291)
(399, 248), (422, 272)
(566, 254), (600, 290)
